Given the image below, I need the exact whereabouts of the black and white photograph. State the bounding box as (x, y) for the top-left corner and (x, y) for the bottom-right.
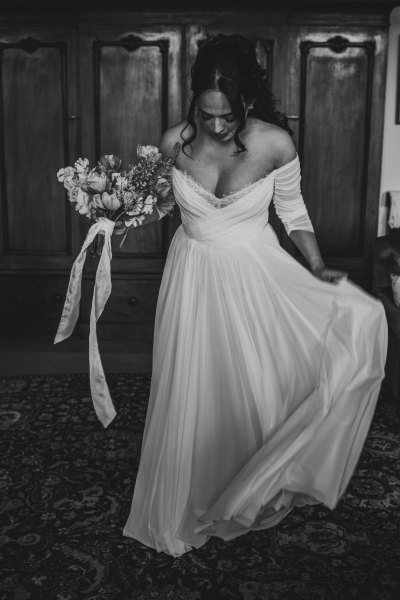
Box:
(1, 0), (400, 598)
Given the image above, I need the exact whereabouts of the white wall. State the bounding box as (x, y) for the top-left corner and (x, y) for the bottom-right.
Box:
(378, 6), (400, 236)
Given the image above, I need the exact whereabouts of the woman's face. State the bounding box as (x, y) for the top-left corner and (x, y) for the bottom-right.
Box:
(196, 90), (240, 143)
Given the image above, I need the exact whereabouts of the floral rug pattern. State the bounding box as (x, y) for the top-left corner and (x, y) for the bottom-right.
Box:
(0, 374), (400, 600)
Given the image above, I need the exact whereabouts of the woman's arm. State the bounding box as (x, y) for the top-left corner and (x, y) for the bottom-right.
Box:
(272, 130), (347, 284)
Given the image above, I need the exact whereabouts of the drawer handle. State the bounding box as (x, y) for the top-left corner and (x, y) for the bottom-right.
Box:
(128, 296), (138, 306)
(53, 292), (63, 303)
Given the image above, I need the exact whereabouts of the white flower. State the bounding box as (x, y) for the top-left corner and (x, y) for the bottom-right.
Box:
(126, 201), (144, 216)
(122, 190), (142, 207)
(75, 188), (90, 215)
(74, 157), (89, 173)
(64, 177), (77, 193)
(137, 145), (162, 162)
(142, 196), (155, 215)
(65, 188), (78, 204)
(73, 157), (90, 183)
(111, 172), (127, 191)
(125, 215), (145, 228)
(57, 166), (75, 183)
(76, 204), (89, 215)
(91, 194), (104, 209)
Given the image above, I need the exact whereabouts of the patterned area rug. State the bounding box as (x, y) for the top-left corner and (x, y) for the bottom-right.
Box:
(1, 374), (400, 600)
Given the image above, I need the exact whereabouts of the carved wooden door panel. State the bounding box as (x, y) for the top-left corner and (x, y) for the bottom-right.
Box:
(283, 28), (388, 289)
(0, 28), (80, 334)
(78, 24), (183, 340)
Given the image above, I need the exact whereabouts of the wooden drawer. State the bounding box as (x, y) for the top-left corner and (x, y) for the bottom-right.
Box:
(82, 278), (161, 324)
(0, 276), (69, 320)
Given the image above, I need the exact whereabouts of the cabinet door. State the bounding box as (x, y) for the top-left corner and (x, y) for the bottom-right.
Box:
(0, 29), (80, 272)
(79, 24), (183, 275)
(284, 28), (388, 288)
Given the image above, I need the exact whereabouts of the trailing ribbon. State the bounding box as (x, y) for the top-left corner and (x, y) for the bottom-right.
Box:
(54, 217), (116, 428)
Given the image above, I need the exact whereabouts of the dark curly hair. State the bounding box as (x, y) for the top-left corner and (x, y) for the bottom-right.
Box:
(181, 33), (293, 158)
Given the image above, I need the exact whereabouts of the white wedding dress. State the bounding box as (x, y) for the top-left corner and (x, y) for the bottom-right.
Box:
(123, 154), (388, 557)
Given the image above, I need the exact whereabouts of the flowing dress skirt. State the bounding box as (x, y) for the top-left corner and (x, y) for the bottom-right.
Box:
(123, 223), (387, 557)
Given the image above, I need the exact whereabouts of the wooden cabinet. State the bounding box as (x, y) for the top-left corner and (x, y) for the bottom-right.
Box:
(0, 3), (394, 340)
(0, 275), (70, 335)
(81, 276), (161, 341)
(0, 27), (80, 273)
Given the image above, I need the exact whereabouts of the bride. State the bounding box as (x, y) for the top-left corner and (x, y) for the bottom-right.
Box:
(119, 34), (388, 557)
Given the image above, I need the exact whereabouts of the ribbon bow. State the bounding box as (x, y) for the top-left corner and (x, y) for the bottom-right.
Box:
(54, 217), (116, 427)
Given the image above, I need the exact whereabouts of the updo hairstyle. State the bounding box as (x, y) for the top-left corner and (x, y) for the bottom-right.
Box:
(181, 33), (293, 157)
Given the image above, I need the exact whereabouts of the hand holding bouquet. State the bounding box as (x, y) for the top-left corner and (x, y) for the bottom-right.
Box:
(55, 143), (179, 428)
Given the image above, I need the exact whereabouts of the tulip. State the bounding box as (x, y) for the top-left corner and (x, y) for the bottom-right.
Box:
(154, 177), (170, 198)
(85, 170), (110, 194)
(100, 154), (122, 171)
(101, 191), (121, 211)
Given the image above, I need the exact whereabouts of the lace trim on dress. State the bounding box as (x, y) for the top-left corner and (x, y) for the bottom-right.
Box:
(173, 167), (273, 208)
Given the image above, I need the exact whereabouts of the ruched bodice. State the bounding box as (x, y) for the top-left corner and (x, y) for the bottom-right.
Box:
(171, 153), (314, 248)
(173, 167), (273, 248)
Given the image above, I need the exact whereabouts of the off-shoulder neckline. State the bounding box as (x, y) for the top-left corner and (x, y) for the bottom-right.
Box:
(172, 153), (299, 201)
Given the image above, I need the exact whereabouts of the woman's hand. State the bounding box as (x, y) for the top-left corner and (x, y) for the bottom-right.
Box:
(113, 220), (128, 236)
(307, 251), (347, 284)
(89, 231), (105, 258)
(289, 231), (347, 285)
(312, 264), (348, 284)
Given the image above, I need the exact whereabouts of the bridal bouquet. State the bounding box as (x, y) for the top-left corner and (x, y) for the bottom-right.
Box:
(57, 143), (178, 252)
(55, 143), (179, 429)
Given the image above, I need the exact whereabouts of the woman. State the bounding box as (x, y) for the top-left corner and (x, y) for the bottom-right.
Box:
(120, 34), (387, 557)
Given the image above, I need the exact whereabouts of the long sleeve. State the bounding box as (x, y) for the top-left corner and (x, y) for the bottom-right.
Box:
(273, 154), (314, 236)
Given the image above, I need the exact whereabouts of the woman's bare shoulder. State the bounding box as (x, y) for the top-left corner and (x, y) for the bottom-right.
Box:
(248, 120), (297, 169)
(158, 120), (190, 156)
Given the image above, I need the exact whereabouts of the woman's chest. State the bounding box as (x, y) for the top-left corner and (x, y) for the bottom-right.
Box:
(176, 146), (275, 199)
